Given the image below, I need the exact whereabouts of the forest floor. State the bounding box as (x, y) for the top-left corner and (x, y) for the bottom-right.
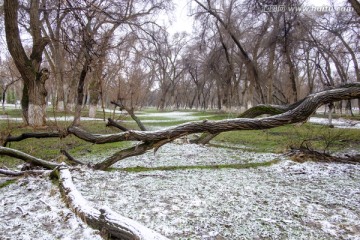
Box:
(1, 108), (360, 239)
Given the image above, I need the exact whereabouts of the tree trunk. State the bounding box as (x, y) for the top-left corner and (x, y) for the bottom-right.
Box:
(28, 69), (49, 126)
(68, 84), (360, 170)
(4, 0), (49, 127)
(73, 57), (91, 126)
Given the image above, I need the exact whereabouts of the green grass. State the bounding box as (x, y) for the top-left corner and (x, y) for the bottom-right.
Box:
(0, 179), (17, 189)
(0, 107), (359, 169)
(0, 120), (131, 168)
(110, 159), (280, 172)
(214, 123), (360, 153)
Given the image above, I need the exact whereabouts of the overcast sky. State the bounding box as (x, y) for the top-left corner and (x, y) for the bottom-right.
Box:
(166, 0), (350, 35)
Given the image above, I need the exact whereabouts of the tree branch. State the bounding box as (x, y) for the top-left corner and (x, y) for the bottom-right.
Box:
(60, 149), (85, 165)
(106, 118), (129, 132)
(69, 84), (360, 145)
(2, 132), (63, 147)
(0, 147), (60, 169)
(111, 101), (147, 131)
(191, 99), (306, 144)
(0, 168), (48, 176)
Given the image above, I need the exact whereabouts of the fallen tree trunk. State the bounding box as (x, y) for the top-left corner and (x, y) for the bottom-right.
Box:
(69, 84), (360, 144)
(0, 146), (60, 169)
(191, 99), (306, 144)
(57, 166), (168, 240)
(68, 83), (360, 170)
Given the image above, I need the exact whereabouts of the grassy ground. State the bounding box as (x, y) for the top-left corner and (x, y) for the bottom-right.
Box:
(0, 107), (359, 169)
(0, 113), (132, 168)
(214, 123), (360, 153)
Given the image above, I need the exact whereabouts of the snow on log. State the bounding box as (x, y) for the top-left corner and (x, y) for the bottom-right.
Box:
(58, 166), (169, 240)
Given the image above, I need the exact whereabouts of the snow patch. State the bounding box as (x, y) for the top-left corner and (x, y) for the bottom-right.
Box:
(309, 117), (360, 129)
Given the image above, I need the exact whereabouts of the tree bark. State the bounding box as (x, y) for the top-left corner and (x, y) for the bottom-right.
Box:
(4, 0), (50, 127)
(0, 146), (60, 169)
(67, 84), (360, 169)
(1, 132), (62, 147)
(73, 57), (91, 126)
(111, 101), (147, 131)
(56, 166), (169, 240)
(349, 0), (360, 16)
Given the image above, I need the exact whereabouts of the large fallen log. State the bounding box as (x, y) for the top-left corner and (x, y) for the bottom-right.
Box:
(57, 166), (168, 240)
(191, 99), (306, 144)
(1, 132), (63, 146)
(0, 146), (61, 169)
(69, 84), (360, 144)
(67, 83), (360, 170)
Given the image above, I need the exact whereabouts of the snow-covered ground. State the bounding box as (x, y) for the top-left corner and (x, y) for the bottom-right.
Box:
(1, 144), (360, 239)
(309, 117), (360, 129)
(0, 175), (101, 240)
(113, 143), (283, 168)
(1, 110), (360, 239)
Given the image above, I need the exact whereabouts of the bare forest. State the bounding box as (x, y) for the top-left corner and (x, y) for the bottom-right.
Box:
(1, 0), (360, 239)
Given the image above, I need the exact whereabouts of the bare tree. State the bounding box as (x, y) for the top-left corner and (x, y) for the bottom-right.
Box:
(4, 0), (50, 127)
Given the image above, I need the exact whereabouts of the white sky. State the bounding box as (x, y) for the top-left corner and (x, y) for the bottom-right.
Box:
(165, 1), (194, 36)
(166, 0), (350, 36)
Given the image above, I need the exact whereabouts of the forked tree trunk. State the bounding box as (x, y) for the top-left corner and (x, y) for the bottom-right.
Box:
(4, 0), (50, 127)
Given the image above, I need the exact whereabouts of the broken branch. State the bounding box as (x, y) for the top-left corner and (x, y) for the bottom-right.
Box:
(0, 146), (61, 169)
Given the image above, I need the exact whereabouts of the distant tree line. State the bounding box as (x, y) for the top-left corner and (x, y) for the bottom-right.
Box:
(0, 0), (359, 126)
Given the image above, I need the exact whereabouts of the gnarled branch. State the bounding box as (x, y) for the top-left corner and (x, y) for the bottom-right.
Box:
(69, 84), (360, 146)
(67, 84), (360, 170)
(191, 98), (307, 144)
